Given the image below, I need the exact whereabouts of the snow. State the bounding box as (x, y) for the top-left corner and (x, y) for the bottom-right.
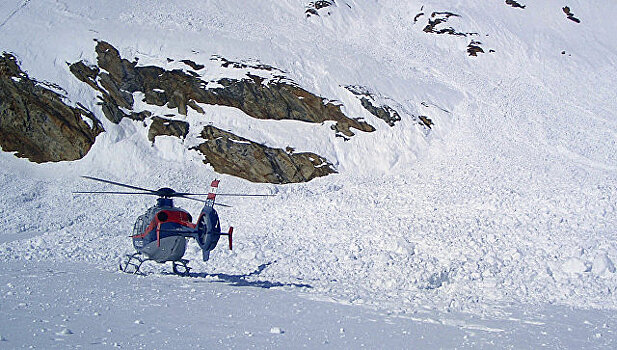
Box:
(1, 260), (615, 349)
(1, 0), (617, 348)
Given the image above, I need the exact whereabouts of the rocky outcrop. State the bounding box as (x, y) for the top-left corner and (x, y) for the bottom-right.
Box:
(210, 75), (374, 137)
(345, 85), (401, 127)
(0, 53), (103, 162)
(417, 10), (492, 57)
(70, 41), (373, 138)
(148, 116), (189, 142)
(194, 125), (336, 184)
(345, 85), (437, 129)
(305, 1), (335, 17)
(68, 41), (346, 183)
(505, 0), (526, 9)
(422, 12), (469, 37)
(563, 7), (581, 23)
(467, 40), (485, 56)
(211, 55), (279, 72)
(418, 116), (433, 129)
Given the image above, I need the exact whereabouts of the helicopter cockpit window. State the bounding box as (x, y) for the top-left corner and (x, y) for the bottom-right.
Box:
(133, 215), (146, 236)
(157, 211), (169, 222)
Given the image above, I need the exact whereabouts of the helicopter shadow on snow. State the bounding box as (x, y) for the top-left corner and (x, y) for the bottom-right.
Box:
(165, 261), (313, 289)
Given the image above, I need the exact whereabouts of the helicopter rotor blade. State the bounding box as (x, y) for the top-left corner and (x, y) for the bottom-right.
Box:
(217, 193), (275, 197)
(81, 176), (157, 193)
(73, 191), (157, 195)
(214, 202), (232, 208)
(79, 176), (240, 206)
(174, 192), (275, 197)
(175, 195), (207, 203)
(177, 194), (233, 207)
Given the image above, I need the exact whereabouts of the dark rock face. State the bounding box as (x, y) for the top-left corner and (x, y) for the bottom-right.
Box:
(0, 53), (103, 162)
(210, 75), (374, 137)
(358, 98), (400, 127)
(211, 55), (279, 72)
(505, 0), (526, 9)
(306, 1), (335, 17)
(345, 85), (435, 129)
(70, 41), (373, 137)
(418, 11), (492, 57)
(69, 41), (345, 183)
(148, 116), (189, 142)
(180, 59), (204, 71)
(467, 40), (485, 56)
(194, 126), (336, 184)
(345, 86), (401, 127)
(563, 6), (581, 23)
(422, 12), (468, 36)
(418, 116), (434, 129)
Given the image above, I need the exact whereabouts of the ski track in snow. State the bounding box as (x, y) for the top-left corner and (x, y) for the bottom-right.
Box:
(1, 0), (617, 347)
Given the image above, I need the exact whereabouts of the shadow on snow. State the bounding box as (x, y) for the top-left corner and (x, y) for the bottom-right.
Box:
(164, 261), (313, 289)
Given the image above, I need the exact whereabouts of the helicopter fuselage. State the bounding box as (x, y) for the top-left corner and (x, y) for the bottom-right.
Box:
(131, 201), (195, 263)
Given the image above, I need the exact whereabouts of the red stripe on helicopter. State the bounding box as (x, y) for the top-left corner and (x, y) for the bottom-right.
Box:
(156, 223), (161, 247)
(131, 210), (195, 239)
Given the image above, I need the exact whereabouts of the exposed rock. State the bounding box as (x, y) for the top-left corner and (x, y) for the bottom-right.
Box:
(306, 1), (335, 17)
(505, 0), (526, 9)
(467, 40), (485, 57)
(0, 53), (103, 162)
(68, 41), (347, 183)
(414, 12), (424, 23)
(70, 41), (373, 137)
(420, 10), (493, 56)
(211, 55), (279, 72)
(418, 116), (433, 128)
(423, 11), (468, 36)
(180, 59), (204, 71)
(358, 98), (400, 127)
(194, 125), (336, 184)
(148, 116), (189, 142)
(209, 75), (374, 137)
(69, 59), (145, 123)
(345, 86), (401, 127)
(563, 6), (581, 23)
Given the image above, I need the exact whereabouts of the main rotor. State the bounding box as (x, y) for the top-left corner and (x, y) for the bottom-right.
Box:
(73, 175), (274, 206)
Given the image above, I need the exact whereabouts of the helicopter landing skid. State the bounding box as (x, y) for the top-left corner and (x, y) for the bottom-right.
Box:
(119, 253), (192, 276)
(119, 253), (148, 275)
(172, 259), (191, 276)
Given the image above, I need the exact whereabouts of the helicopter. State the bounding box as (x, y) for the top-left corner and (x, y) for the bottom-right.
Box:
(74, 176), (272, 276)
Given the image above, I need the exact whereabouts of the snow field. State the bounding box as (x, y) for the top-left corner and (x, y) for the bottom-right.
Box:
(1, 0), (617, 347)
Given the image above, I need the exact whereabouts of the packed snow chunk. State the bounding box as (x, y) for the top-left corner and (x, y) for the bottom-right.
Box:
(270, 327), (284, 334)
(562, 257), (591, 274)
(592, 253), (616, 276)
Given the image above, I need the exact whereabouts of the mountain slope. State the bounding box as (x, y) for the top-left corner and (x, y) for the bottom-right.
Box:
(1, 0), (617, 347)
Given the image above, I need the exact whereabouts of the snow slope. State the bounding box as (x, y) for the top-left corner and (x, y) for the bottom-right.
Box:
(1, 0), (617, 348)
